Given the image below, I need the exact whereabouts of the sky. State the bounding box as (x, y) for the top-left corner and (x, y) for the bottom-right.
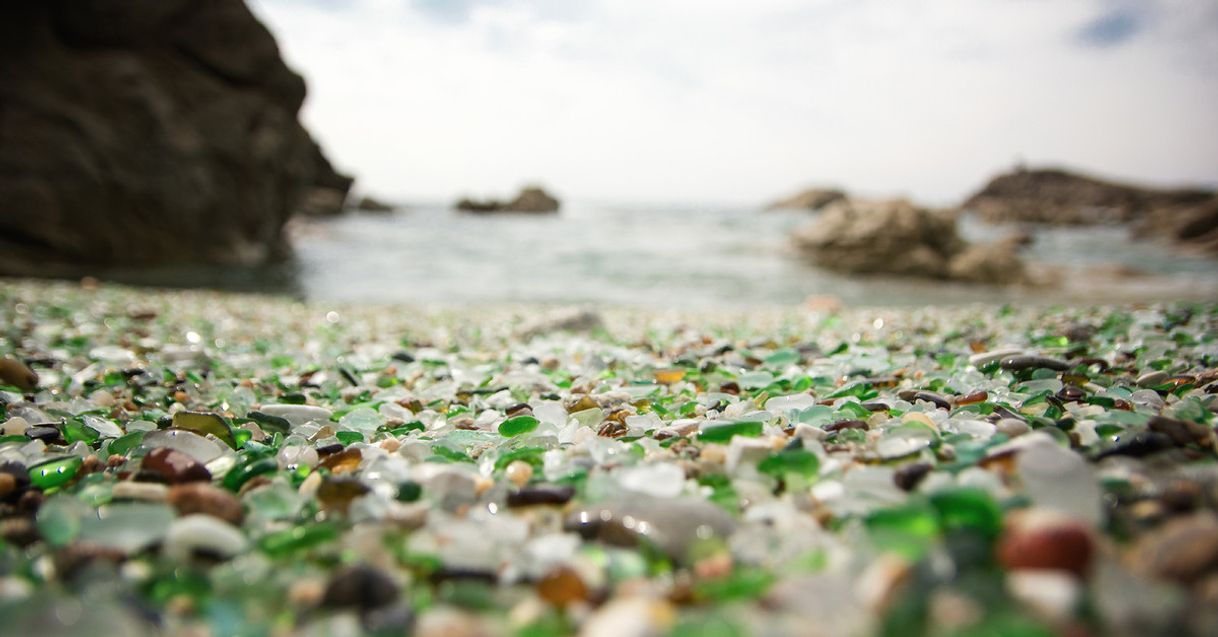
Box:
(249, 0), (1218, 206)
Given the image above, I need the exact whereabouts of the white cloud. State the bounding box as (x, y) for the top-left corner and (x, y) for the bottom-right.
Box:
(250, 0), (1218, 205)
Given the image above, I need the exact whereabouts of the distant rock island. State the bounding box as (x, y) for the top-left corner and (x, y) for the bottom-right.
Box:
(353, 196), (395, 213)
(1135, 195), (1218, 255)
(457, 183), (560, 214)
(764, 187), (846, 211)
(456, 186), (561, 214)
(961, 166), (1217, 255)
(775, 166), (1217, 284)
(961, 167), (1212, 226)
(0, 0), (350, 276)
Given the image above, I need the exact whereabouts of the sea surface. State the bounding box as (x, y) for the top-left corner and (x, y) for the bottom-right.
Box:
(95, 203), (1218, 308)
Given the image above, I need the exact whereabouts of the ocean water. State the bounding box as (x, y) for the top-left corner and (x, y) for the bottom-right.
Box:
(88, 203), (1218, 307)
(286, 203), (1218, 307)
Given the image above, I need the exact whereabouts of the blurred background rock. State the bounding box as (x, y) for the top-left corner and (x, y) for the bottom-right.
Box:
(0, 0), (351, 277)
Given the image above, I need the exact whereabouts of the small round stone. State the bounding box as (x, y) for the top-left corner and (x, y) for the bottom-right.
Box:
(112, 481), (169, 503)
(893, 462), (932, 491)
(507, 484), (575, 508)
(142, 447), (211, 484)
(362, 602), (416, 635)
(288, 578), (327, 608)
(0, 357), (38, 392)
(321, 564), (400, 611)
(824, 419), (868, 433)
(1132, 512), (1218, 584)
(1136, 371), (1169, 388)
(162, 514), (247, 562)
(1, 516), (40, 546)
(25, 425), (63, 445)
(505, 461), (534, 488)
(999, 356), (1069, 372)
(89, 389), (117, 408)
(0, 462), (32, 504)
(168, 483), (245, 525)
(1147, 415), (1211, 446)
(997, 512), (1093, 578)
(955, 390), (988, 406)
(536, 567), (588, 607)
(2, 416), (30, 436)
(0, 473), (16, 499)
(995, 418), (1030, 438)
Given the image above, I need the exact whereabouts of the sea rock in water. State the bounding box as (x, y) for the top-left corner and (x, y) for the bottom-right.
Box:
(765, 187), (847, 211)
(296, 186), (350, 218)
(793, 198), (1025, 284)
(946, 241), (1027, 284)
(1133, 194), (1218, 255)
(505, 186), (560, 212)
(0, 0), (352, 275)
(793, 198), (963, 279)
(960, 166), (1211, 226)
(455, 185), (560, 214)
(296, 139), (355, 217)
(354, 195), (395, 213)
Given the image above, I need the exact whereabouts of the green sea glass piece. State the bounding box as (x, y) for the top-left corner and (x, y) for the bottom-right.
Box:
(865, 502), (939, 560)
(29, 456), (83, 490)
(757, 448), (820, 478)
(498, 415), (539, 437)
(172, 411), (237, 449)
(258, 522), (339, 557)
(699, 420), (763, 443)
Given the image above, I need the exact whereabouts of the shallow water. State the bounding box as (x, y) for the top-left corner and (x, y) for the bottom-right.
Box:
(292, 203), (1218, 307)
(89, 203), (1218, 307)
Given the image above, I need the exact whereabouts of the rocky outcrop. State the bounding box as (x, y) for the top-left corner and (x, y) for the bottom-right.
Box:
(1133, 195), (1218, 255)
(456, 186), (560, 214)
(764, 187), (846, 211)
(354, 196), (394, 213)
(793, 198), (1027, 284)
(0, 0), (351, 275)
(961, 167), (1211, 226)
(507, 186), (561, 213)
(947, 241), (1027, 284)
(297, 139), (355, 217)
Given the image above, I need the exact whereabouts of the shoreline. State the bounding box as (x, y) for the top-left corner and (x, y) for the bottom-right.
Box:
(4, 261), (1218, 317)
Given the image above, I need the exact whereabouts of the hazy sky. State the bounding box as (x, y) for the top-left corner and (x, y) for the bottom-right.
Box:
(250, 0), (1218, 205)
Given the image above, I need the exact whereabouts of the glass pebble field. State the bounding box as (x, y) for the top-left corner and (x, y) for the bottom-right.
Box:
(1, 280), (1216, 637)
